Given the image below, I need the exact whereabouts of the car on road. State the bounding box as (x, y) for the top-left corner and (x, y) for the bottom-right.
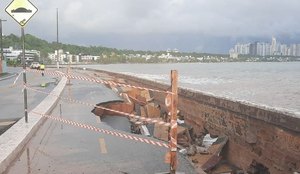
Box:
(30, 62), (40, 69)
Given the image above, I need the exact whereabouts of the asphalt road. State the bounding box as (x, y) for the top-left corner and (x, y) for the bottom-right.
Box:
(5, 70), (196, 174)
(0, 67), (59, 133)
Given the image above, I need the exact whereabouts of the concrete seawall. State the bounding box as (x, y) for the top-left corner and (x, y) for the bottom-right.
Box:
(85, 68), (300, 174)
(0, 77), (67, 173)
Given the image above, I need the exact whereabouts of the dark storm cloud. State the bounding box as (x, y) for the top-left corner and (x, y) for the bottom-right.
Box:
(1, 0), (299, 53)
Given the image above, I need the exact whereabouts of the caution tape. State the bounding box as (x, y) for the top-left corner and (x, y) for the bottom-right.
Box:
(25, 85), (171, 127)
(26, 68), (172, 94)
(30, 111), (169, 148)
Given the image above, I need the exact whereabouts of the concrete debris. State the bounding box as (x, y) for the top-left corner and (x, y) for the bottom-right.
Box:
(177, 125), (192, 147)
(187, 135), (229, 173)
(210, 162), (244, 174)
(140, 90), (153, 102)
(187, 145), (197, 156)
(140, 125), (150, 136)
(192, 159), (199, 164)
(153, 121), (169, 141)
(94, 75), (255, 174)
(120, 93), (132, 103)
(195, 136), (204, 146)
(127, 88), (148, 105)
(130, 122), (141, 134)
(144, 103), (161, 118)
(177, 119), (184, 124)
(201, 136), (229, 171)
(202, 134), (218, 148)
(196, 146), (209, 155)
(247, 160), (270, 174)
(208, 136), (228, 156)
(179, 149), (187, 155)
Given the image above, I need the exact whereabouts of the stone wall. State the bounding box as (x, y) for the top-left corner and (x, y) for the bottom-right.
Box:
(87, 68), (300, 173)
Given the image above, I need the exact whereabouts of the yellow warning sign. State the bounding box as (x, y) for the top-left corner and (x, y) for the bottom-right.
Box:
(5, 0), (38, 27)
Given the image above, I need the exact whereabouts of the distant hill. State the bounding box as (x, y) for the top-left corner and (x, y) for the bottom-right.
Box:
(3, 33), (124, 58)
(2, 34), (228, 59)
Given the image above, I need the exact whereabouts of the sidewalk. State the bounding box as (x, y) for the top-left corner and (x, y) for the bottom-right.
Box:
(0, 77), (67, 173)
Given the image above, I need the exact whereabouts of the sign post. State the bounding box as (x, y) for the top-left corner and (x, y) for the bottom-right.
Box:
(6, 0), (38, 123)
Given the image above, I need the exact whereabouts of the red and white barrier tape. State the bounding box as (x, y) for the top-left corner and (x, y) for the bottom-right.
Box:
(31, 111), (169, 148)
(26, 69), (172, 94)
(25, 85), (171, 127)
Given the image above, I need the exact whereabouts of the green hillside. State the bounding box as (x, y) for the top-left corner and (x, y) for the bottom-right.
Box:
(2, 34), (121, 58)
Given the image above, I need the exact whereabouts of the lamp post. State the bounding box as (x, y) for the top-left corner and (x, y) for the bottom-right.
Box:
(0, 19), (7, 74)
(0, 19), (7, 60)
(56, 8), (59, 69)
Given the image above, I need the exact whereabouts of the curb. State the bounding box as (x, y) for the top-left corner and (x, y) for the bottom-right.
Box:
(0, 77), (67, 173)
(0, 73), (17, 81)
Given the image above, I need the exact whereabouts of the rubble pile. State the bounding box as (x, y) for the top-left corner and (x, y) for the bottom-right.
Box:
(90, 74), (252, 174)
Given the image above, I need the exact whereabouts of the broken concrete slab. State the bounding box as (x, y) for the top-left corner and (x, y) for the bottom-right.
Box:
(208, 136), (228, 156)
(92, 100), (134, 117)
(201, 136), (229, 172)
(201, 155), (222, 172)
(129, 95), (147, 106)
(140, 125), (150, 136)
(120, 93), (132, 103)
(145, 103), (161, 118)
(188, 135), (228, 173)
(140, 90), (153, 102)
(153, 120), (169, 142)
(177, 125), (192, 147)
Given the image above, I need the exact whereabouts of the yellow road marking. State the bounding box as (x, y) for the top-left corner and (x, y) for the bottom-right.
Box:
(99, 138), (107, 154)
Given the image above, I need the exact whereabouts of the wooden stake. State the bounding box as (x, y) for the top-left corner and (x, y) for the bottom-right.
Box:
(170, 70), (178, 174)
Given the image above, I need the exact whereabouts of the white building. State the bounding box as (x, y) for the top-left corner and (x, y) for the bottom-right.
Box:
(271, 37), (277, 55)
(80, 55), (100, 62)
(234, 43), (250, 55)
(3, 47), (40, 62)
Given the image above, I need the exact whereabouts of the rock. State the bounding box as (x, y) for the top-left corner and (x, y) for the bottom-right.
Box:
(187, 145), (197, 156)
(196, 146), (209, 154)
(192, 159), (199, 164)
(245, 129), (258, 144)
(195, 137), (203, 146)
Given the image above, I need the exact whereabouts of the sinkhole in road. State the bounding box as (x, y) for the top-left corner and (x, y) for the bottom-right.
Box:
(99, 115), (132, 133)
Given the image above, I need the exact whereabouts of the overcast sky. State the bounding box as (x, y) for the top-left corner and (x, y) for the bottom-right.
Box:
(1, 0), (299, 53)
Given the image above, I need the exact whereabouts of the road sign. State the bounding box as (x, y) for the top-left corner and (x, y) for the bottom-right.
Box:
(5, 0), (38, 27)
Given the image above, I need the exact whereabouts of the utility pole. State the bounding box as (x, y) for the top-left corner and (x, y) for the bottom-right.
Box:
(0, 19), (7, 74)
(56, 8), (59, 69)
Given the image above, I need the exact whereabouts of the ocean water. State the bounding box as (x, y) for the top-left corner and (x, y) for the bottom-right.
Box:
(80, 62), (300, 115)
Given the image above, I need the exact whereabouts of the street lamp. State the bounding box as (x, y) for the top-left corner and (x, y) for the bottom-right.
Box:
(56, 8), (59, 69)
(0, 19), (7, 60)
(0, 19), (7, 74)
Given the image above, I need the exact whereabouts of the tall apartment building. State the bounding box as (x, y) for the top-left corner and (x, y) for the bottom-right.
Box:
(230, 37), (300, 56)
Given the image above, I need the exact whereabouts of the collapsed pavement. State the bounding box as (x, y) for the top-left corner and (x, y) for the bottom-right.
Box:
(89, 72), (252, 174)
